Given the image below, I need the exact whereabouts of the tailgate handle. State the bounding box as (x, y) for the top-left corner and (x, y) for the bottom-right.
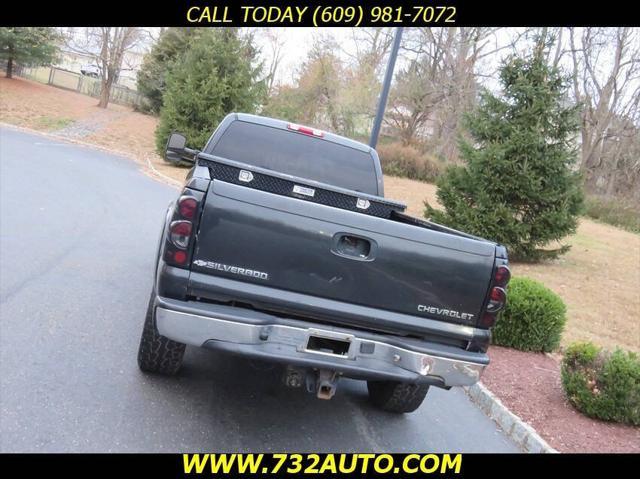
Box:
(332, 234), (375, 261)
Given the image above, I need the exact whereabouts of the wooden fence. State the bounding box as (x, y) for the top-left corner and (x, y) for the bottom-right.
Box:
(10, 64), (145, 109)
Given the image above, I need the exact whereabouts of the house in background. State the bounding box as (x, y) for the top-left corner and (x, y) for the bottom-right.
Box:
(54, 47), (145, 91)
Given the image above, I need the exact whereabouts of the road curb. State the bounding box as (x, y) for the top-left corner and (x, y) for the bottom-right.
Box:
(465, 382), (558, 453)
(142, 152), (183, 188)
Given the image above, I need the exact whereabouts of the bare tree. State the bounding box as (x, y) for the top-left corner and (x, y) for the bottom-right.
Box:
(534, 27), (567, 69)
(66, 27), (142, 108)
(387, 27), (517, 156)
(433, 27), (507, 160)
(569, 27), (640, 174)
(345, 27), (395, 77)
(261, 28), (286, 97)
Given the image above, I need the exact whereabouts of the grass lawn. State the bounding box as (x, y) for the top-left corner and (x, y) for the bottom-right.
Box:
(2, 76), (638, 353)
(34, 116), (74, 130)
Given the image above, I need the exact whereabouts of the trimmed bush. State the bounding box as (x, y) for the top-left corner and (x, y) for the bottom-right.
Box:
(492, 277), (566, 352)
(376, 143), (441, 183)
(561, 342), (640, 426)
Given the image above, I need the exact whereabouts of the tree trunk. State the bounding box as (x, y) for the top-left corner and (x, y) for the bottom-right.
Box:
(6, 58), (13, 79)
(98, 75), (113, 108)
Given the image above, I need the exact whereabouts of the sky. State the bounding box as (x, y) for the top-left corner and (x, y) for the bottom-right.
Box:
(252, 27), (358, 85)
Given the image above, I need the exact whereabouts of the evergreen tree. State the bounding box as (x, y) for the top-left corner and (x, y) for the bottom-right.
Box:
(426, 42), (583, 261)
(155, 29), (265, 155)
(137, 28), (198, 114)
(0, 27), (61, 78)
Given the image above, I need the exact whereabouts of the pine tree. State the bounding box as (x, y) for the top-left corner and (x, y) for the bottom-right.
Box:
(0, 28), (61, 78)
(137, 28), (199, 115)
(155, 29), (265, 155)
(426, 42), (583, 262)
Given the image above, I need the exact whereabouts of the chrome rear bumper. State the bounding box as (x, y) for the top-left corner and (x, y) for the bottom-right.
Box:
(155, 303), (486, 388)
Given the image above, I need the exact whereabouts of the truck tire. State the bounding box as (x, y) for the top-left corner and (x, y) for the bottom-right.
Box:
(367, 380), (429, 413)
(137, 293), (186, 375)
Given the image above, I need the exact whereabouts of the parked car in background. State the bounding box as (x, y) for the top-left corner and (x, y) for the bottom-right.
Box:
(80, 64), (100, 78)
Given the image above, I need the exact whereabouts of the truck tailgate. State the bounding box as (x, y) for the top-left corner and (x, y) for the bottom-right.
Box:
(190, 178), (496, 328)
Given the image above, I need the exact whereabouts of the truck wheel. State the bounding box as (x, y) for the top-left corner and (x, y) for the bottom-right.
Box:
(367, 380), (429, 413)
(137, 293), (186, 375)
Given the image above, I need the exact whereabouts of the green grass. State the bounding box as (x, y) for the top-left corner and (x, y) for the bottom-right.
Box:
(34, 116), (74, 131)
(584, 196), (640, 234)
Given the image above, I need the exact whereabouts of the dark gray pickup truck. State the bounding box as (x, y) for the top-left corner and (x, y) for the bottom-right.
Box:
(137, 113), (510, 413)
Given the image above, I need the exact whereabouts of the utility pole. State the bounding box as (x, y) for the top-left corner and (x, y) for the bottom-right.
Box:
(369, 27), (403, 149)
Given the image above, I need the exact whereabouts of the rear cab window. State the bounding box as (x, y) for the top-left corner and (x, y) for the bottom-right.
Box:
(206, 121), (379, 195)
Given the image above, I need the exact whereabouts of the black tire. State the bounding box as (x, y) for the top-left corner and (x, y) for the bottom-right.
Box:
(137, 292), (186, 375)
(367, 380), (430, 413)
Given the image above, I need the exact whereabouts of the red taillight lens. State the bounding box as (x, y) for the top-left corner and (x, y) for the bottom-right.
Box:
(480, 312), (498, 328)
(486, 287), (506, 313)
(490, 287), (506, 302)
(170, 220), (192, 249)
(494, 265), (511, 287)
(287, 123), (324, 137)
(173, 250), (187, 264)
(178, 196), (198, 220)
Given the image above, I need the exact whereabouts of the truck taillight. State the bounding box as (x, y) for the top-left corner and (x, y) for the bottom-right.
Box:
(169, 221), (192, 249)
(486, 287), (506, 313)
(480, 312), (496, 328)
(494, 265), (511, 287)
(480, 264), (511, 328)
(178, 196), (198, 219)
(164, 190), (202, 268)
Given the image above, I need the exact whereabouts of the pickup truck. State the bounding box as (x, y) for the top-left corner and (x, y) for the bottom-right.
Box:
(137, 113), (510, 413)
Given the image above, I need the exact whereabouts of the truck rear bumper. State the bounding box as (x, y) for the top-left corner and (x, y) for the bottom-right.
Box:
(154, 297), (487, 388)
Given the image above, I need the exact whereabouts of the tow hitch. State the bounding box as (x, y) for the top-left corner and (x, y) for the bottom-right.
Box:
(283, 366), (340, 400)
(314, 369), (339, 400)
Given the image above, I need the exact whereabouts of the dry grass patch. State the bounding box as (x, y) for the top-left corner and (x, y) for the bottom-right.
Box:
(384, 176), (439, 216)
(515, 220), (639, 352)
(0, 76), (127, 131)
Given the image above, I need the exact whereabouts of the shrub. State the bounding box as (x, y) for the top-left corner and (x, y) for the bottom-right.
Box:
(561, 342), (640, 426)
(584, 196), (640, 233)
(426, 42), (583, 262)
(492, 277), (566, 352)
(376, 142), (441, 183)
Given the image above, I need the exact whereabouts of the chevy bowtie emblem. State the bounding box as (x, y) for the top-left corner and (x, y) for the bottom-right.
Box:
(238, 170), (254, 182)
(356, 198), (370, 210)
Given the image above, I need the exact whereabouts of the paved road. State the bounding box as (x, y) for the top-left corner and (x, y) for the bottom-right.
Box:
(0, 127), (519, 452)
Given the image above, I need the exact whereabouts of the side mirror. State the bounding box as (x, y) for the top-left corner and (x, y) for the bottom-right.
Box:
(165, 132), (189, 165)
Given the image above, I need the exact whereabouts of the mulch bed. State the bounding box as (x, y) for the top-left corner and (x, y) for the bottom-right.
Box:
(482, 346), (639, 453)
